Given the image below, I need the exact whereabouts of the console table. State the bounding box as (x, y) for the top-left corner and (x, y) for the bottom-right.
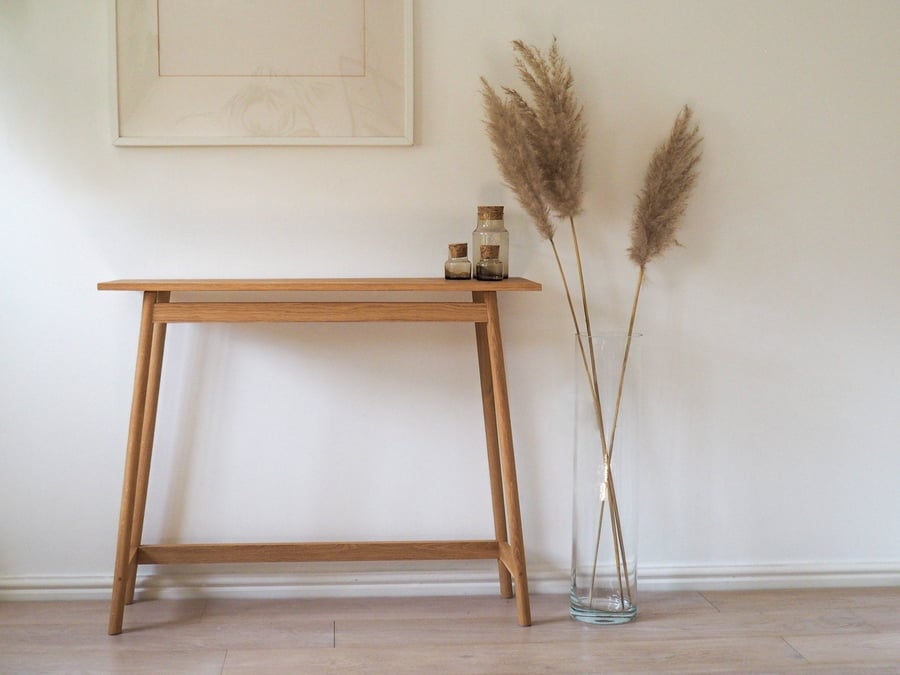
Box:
(98, 278), (541, 634)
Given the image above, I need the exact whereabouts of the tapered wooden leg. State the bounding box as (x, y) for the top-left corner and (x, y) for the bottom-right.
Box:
(124, 293), (169, 604)
(478, 291), (532, 627)
(108, 291), (157, 635)
(473, 297), (513, 598)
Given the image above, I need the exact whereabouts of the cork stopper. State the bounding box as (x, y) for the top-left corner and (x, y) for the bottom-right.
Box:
(448, 242), (467, 258)
(477, 205), (504, 220)
(480, 244), (500, 260)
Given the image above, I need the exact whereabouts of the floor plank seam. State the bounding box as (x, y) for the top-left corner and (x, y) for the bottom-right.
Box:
(697, 591), (722, 612)
(779, 635), (810, 665)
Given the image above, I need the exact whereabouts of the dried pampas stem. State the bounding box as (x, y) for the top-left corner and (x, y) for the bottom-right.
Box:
(593, 107), (702, 608)
(570, 216), (601, 414)
(482, 38), (597, 416)
(608, 106), (703, 464)
(481, 38), (683, 613)
(481, 40), (605, 462)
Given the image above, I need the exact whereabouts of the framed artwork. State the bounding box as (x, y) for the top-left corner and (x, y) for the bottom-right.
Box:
(112, 0), (413, 146)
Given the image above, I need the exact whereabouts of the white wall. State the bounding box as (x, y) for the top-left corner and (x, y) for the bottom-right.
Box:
(2, 0), (898, 599)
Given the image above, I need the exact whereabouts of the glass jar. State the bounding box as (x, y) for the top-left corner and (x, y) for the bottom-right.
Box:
(476, 244), (503, 281)
(444, 243), (472, 279)
(472, 205), (509, 278)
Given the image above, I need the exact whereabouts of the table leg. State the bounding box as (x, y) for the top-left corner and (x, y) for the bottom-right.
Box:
(477, 291), (532, 627)
(474, 306), (514, 599)
(124, 293), (170, 604)
(108, 291), (157, 635)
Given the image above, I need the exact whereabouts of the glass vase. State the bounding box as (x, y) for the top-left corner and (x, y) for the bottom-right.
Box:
(570, 333), (640, 624)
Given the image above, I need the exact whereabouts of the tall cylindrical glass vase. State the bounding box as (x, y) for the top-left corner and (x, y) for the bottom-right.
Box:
(570, 333), (640, 624)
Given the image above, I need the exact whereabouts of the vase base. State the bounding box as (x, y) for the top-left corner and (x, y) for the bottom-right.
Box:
(569, 600), (636, 625)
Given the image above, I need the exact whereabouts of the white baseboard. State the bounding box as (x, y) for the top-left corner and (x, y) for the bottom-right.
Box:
(2, 561), (897, 602)
(637, 561), (900, 591)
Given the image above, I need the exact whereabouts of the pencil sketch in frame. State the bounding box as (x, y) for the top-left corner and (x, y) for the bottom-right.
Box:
(113, 0), (413, 146)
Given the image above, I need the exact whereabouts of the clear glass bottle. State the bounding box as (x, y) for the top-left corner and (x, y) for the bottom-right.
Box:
(476, 244), (504, 281)
(472, 205), (509, 278)
(444, 242), (472, 279)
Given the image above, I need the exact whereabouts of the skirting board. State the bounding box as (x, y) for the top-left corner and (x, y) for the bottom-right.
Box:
(2, 562), (898, 601)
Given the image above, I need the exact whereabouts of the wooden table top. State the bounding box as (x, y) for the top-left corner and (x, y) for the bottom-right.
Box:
(98, 277), (542, 292)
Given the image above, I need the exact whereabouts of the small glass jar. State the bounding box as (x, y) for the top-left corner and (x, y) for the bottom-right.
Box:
(444, 243), (472, 280)
(472, 205), (509, 278)
(476, 244), (503, 281)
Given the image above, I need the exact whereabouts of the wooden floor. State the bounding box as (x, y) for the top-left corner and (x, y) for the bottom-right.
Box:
(1, 588), (898, 673)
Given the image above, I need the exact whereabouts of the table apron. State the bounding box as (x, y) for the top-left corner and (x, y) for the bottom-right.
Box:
(152, 301), (489, 323)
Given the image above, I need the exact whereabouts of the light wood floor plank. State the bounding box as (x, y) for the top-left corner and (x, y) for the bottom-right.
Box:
(0, 599), (109, 625)
(201, 593), (539, 622)
(0, 649), (226, 675)
(1, 589), (897, 673)
(701, 586), (900, 612)
(0, 617), (334, 652)
(785, 632), (900, 665)
(199, 591), (714, 624)
(223, 637), (807, 674)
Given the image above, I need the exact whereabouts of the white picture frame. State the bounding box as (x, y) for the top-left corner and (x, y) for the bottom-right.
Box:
(112, 0), (413, 146)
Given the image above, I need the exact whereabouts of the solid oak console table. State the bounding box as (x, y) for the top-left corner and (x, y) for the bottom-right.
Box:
(98, 278), (541, 634)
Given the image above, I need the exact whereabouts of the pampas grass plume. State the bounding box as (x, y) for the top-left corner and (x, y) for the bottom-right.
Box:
(480, 38), (586, 238)
(480, 77), (555, 239)
(510, 38), (587, 220)
(629, 106), (702, 268)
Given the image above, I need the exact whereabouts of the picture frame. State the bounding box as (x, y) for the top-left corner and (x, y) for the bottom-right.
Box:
(112, 0), (413, 146)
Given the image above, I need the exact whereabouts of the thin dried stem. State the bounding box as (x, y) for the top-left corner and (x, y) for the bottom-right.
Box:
(606, 472), (633, 603)
(570, 216), (600, 397)
(587, 500), (607, 605)
(550, 237), (608, 462)
(571, 213), (620, 606)
(609, 106), (703, 459)
(607, 266), (645, 461)
(549, 239), (583, 338)
(588, 466), (632, 607)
